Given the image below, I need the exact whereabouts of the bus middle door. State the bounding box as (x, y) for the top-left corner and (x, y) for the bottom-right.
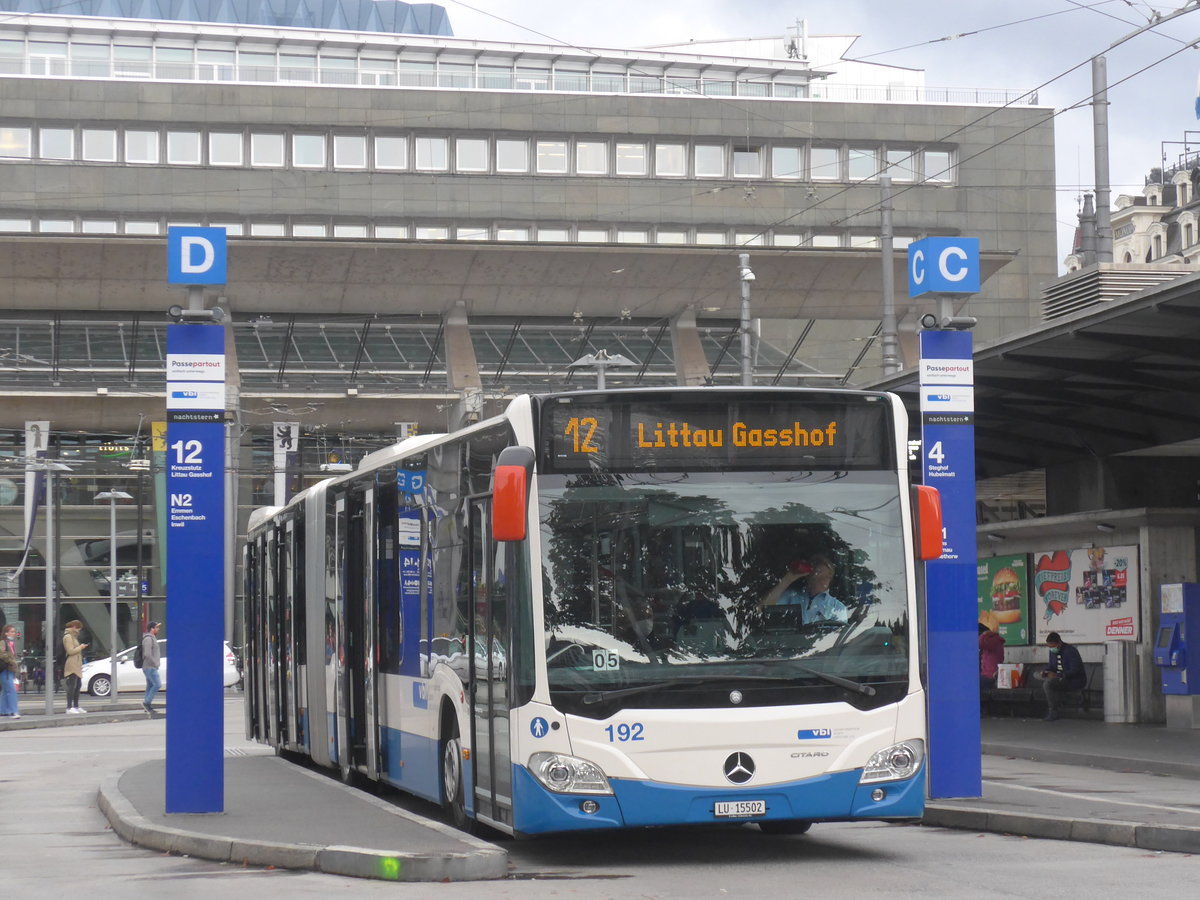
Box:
(467, 496), (513, 830)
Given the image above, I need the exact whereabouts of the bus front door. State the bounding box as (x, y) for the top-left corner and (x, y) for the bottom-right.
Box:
(468, 497), (513, 830)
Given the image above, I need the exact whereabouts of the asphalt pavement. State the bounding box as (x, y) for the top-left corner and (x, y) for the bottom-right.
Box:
(6, 696), (1200, 881)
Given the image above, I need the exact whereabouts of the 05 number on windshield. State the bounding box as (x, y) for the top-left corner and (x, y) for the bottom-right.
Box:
(605, 723), (645, 742)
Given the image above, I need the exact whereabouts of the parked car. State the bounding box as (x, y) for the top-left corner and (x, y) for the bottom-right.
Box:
(82, 640), (240, 697)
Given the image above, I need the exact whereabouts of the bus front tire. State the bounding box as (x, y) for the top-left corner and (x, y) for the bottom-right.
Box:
(442, 724), (476, 834)
(758, 819), (813, 835)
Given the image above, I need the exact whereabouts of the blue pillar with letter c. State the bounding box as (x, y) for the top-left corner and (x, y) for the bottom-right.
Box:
(910, 236), (982, 799)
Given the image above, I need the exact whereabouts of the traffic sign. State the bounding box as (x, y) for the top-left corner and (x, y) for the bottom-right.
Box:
(167, 226), (227, 285)
(908, 237), (980, 297)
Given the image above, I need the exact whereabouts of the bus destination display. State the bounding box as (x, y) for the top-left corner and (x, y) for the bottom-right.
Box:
(545, 398), (891, 471)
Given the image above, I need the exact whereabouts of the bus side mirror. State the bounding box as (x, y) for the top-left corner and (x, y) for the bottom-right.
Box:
(913, 485), (943, 561)
(493, 446), (535, 542)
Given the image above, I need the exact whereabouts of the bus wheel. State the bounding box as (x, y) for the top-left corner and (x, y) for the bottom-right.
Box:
(758, 819), (812, 835)
(441, 723), (475, 833)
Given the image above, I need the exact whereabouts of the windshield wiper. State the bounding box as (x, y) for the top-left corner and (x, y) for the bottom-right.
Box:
(581, 667), (875, 705)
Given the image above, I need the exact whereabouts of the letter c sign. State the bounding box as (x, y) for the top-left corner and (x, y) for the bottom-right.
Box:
(168, 226), (227, 285)
(907, 237), (980, 298)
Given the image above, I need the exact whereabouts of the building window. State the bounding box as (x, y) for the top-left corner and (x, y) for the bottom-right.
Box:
(733, 145), (763, 178)
(1186, 223), (1194, 247)
(250, 222), (286, 236)
(925, 149), (953, 183)
(656, 230), (688, 244)
(39, 127), (74, 160)
(537, 227), (569, 242)
(415, 226), (449, 240)
(617, 228), (649, 243)
(210, 222), (244, 236)
(497, 226), (530, 241)
(848, 147), (878, 181)
(125, 129), (159, 164)
(0, 126), (32, 159)
(536, 140), (568, 174)
(455, 138), (488, 172)
(695, 230), (726, 245)
(69, 42), (109, 78)
(885, 148), (917, 182)
(496, 139), (528, 173)
(615, 142), (647, 176)
(849, 234), (879, 248)
(113, 45), (152, 78)
(81, 128), (117, 162)
(773, 231), (803, 246)
(810, 146), (840, 181)
(374, 136), (408, 170)
(0, 218), (34, 233)
(456, 225), (489, 240)
(81, 219), (118, 233)
(209, 132), (244, 166)
(735, 231), (765, 246)
(655, 143), (686, 177)
(771, 146), (802, 180)
(251, 133), (285, 167)
(39, 218), (75, 233)
(811, 233), (841, 248)
(123, 221), (160, 235)
(293, 223), (328, 237)
(577, 228), (610, 242)
(333, 224), (368, 238)
(576, 141), (608, 175)
(166, 131), (201, 165)
(375, 225), (408, 239)
(293, 134), (327, 168)
(332, 135), (367, 169)
(414, 136), (448, 171)
(694, 144), (725, 178)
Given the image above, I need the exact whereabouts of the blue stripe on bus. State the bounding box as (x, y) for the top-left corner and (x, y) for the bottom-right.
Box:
(379, 726), (444, 805)
(511, 764), (925, 835)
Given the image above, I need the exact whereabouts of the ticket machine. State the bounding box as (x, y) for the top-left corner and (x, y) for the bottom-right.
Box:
(1155, 584), (1200, 727)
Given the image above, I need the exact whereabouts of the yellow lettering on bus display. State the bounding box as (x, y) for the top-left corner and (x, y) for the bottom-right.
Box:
(633, 420), (838, 450)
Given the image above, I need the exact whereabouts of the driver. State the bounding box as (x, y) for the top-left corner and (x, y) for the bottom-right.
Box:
(763, 553), (848, 625)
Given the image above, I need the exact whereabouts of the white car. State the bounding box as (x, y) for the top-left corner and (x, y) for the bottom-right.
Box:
(82, 639), (240, 697)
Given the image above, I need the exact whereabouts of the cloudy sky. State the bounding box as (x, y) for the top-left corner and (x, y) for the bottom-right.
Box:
(442, 0), (1200, 268)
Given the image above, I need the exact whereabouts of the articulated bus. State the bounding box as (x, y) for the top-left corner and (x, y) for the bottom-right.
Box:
(243, 387), (943, 836)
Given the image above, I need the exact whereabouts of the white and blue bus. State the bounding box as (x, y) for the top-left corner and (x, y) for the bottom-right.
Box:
(243, 387), (943, 836)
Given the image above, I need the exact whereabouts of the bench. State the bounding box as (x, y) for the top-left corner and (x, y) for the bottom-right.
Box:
(982, 661), (1102, 718)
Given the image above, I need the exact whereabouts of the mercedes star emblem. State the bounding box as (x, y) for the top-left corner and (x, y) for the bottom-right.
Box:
(723, 752), (755, 784)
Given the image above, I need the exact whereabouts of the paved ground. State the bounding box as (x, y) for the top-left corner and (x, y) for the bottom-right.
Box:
(6, 693), (1200, 880)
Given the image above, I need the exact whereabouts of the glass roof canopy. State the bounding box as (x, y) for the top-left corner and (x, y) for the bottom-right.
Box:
(0, 312), (841, 391)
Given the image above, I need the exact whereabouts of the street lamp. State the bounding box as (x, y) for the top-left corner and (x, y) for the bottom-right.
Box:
(95, 490), (132, 708)
(569, 349), (637, 389)
(23, 458), (71, 717)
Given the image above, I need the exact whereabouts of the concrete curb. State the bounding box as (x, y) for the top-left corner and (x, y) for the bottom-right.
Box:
(923, 804), (1200, 854)
(1, 709), (151, 731)
(97, 769), (509, 882)
(982, 742), (1200, 780)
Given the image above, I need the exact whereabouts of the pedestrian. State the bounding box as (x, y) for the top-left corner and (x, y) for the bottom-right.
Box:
(979, 621), (1006, 692)
(1037, 631), (1086, 721)
(62, 619), (89, 714)
(1, 624), (20, 718)
(141, 621), (162, 717)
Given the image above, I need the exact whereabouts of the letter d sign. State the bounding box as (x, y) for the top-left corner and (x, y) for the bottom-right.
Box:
(168, 226), (227, 285)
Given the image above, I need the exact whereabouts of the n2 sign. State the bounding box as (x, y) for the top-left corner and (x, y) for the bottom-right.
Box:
(168, 226), (227, 285)
(908, 237), (980, 297)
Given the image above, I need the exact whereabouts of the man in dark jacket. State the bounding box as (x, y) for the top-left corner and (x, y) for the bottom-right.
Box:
(1039, 631), (1085, 721)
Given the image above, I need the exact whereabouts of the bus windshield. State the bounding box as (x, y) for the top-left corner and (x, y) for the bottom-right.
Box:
(537, 470), (910, 716)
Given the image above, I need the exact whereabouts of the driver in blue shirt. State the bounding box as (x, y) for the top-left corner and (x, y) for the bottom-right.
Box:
(765, 553), (848, 625)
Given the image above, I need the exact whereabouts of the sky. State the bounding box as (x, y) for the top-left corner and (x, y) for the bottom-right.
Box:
(441, 0), (1200, 270)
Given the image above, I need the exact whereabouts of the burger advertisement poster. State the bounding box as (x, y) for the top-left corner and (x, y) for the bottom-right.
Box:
(977, 554), (1031, 645)
(1030, 545), (1140, 644)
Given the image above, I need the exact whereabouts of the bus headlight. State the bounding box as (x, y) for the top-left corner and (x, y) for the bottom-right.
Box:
(859, 739), (924, 784)
(529, 752), (613, 795)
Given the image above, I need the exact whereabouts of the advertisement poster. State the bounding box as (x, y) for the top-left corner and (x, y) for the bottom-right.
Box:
(977, 554), (1031, 645)
(1031, 545), (1140, 643)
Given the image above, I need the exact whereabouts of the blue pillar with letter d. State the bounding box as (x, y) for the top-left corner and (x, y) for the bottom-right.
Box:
(165, 226), (227, 813)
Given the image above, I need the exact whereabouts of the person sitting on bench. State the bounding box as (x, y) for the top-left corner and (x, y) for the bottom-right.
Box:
(1037, 631), (1085, 721)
